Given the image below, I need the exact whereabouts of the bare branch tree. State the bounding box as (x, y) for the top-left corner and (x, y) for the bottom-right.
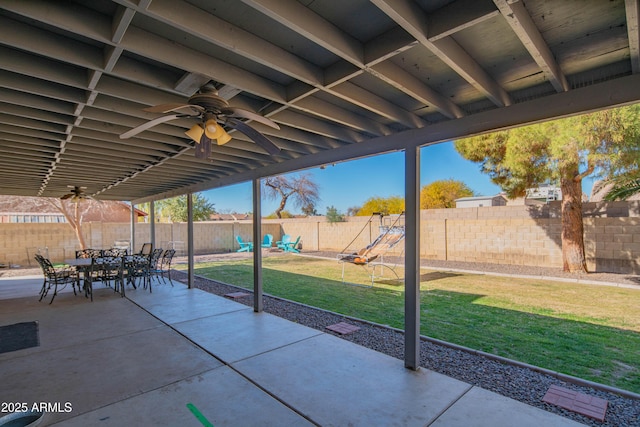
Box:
(46, 198), (101, 250)
(263, 173), (320, 218)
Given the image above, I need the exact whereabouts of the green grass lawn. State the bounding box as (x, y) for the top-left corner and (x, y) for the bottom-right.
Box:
(179, 255), (640, 393)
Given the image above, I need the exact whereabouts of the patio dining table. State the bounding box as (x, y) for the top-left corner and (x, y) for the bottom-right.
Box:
(64, 258), (94, 268)
(64, 256), (138, 298)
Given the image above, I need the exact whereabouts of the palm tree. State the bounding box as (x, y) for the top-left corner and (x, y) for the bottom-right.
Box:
(604, 177), (640, 201)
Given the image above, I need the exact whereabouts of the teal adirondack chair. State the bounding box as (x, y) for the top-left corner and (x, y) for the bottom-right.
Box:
(282, 236), (301, 253)
(261, 234), (273, 248)
(236, 236), (253, 252)
(276, 234), (291, 250)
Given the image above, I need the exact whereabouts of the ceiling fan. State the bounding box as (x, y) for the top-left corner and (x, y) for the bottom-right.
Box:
(119, 83), (281, 157)
(60, 186), (95, 202)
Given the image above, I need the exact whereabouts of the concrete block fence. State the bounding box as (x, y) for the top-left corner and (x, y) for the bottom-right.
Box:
(1, 201), (639, 274)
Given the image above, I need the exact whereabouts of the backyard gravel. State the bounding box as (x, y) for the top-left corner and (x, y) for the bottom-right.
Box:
(4, 252), (639, 425)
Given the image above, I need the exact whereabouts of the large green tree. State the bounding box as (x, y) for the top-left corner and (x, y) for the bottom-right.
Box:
(357, 195), (405, 216)
(326, 205), (345, 223)
(455, 105), (640, 273)
(263, 173), (320, 218)
(154, 193), (216, 222)
(421, 179), (474, 209)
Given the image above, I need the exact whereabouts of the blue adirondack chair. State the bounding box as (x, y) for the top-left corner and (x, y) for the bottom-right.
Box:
(276, 234), (291, 250)
(282, 236), (301, 253)
(236, 236), (253, 252)
(261, 234), (273, 248)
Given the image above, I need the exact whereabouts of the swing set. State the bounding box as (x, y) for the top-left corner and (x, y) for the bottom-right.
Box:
(337, 212), (405, 287)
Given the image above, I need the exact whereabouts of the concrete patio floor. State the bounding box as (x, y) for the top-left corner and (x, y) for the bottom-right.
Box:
(0, 275), (586, 426)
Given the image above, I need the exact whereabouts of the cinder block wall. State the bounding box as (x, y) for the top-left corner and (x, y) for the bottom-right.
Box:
(0, 223), (79, 267)
(275, 202), (640, 273)
(586, 217), (640, 273)
(439, 217), (562, 266)
(2, 202), (639, 274)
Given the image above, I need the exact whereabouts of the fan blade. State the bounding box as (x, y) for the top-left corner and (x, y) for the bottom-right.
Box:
(222, 108), (280, 130)
(60, 194), (72, 200)
(120, 114), (181, 139)
(144, 103), (189, 113)
(226, 118), (281, 155)
(144, 103), (204, 114)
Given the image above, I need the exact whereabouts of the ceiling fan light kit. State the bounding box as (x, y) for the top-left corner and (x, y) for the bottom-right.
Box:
(216, 129), (232, 145)
(185, 121), (232, 156)
(120, 83), (281, 158)
(185, 124), (204, 142)
(184, 125), (208, 159)
(204, 119), (222, 138)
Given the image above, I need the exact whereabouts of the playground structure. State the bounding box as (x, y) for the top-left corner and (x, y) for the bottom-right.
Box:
(337, 213), (405, 287)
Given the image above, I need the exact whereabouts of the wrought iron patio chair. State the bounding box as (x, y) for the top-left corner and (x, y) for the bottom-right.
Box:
(35, 254), (79, 304)
(101, 256), (125, 297)
(138, 242), (153, 256)
(103, 247), (128, 257)
(129, 254), (152, 292)
(159, 249), (176, 285)
(75, 248), (103, 259)
(148, 248), (164, 284)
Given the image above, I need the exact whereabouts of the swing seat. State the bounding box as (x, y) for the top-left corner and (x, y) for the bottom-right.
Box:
(338, 226), (404, 266)
(337, 212), (405, 287)
(339, 253), (379, 265)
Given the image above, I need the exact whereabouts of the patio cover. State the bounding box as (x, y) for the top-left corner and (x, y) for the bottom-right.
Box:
(0, 0), (639, 203)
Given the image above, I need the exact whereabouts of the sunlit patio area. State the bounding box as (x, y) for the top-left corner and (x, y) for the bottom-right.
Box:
(1, 274), (586, 427)
(2, 1), (640, 425)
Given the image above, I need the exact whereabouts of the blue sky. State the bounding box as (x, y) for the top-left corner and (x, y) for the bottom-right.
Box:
(203, 141), (597, 215)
